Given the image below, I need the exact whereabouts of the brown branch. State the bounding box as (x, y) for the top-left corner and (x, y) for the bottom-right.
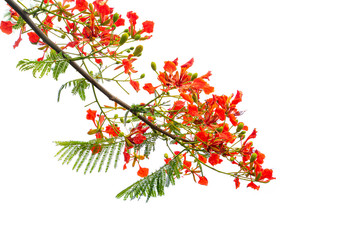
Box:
(5, 0), (190, 142)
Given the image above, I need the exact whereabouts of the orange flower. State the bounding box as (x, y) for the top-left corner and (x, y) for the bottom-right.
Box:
(130, 80), (140, 92)
(198, 176), (208, 186)
(215, 108), (226, 121)
(143, 83), (157, 94)
(180, 92), (193, 103)
(91, 144), (102, 155)
(247, 181), (260, 190)
(137, 166), (149, 178)
(198, 154), (207, 164)
(164, 61), (176, 74)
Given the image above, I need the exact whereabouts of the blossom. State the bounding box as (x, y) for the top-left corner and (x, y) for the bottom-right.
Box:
(143, 83), (157, 94)
(13, 33), (22, 49)
(208, 153), (223, 166)
(0, 21), (14, 35)
(198, 154), (207, 164)
(91, 144), (102, 154)
(234, 178), (240, 189)
(164, 61), (177, 74)
(104, 125), (121, 137)
(142, 21), (154, 33)
(198, 176), (208, 186)
(215, 108), (226, 121)
(247, 181), (260, 190)
(127, 11), (138, 26)
(86, 109), (97, 122)
(137, 166), (149, 178)
(72, 0), (89, 12)
(93, 0), (110, 20)
(114, 16), (125, 27)
(187, 104), (199, 116)
(131, 133), (146, 144)
(130, 80), (140, 92)
(27, 32), (40, 44)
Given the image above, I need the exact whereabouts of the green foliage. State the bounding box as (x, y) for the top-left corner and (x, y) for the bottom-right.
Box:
(12, 17), (25, 30)
(57, 78), (90, 101)
(16, 49), (69, 80)
(54, 138), (124, 174)
(116, 156), (183, 202)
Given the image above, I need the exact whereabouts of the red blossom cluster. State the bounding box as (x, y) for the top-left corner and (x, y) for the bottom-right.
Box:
(1, 0), (274, 192)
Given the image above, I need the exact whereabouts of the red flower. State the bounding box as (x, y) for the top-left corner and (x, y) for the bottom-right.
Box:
(187, 104), (198, 116)
(137, 166), (149, 178)
(91, 144), (102, 154)
(93, 0), (110, 20)
(28, 32), (40, 44)
(123, 149), (130, 163)
(121, 57), (137, 74)
(208, 153), (223, 166)
(234, 178), (240, 189)
(142, 21), (154, 33)
(127, 11), (139, 26)
(183, 159), (192, 169)
(228, 114), (238, 126)
(215, 108), (226, 121)
(0, 21), (14, 35)
(130, 80), (140, 92)
(247, 181), (260, 190)
(114, 16), (125, 27)
(261, 169), (275, 181)
(72, 0), (89, 12)
(13, 33), (22, 49)
(132, 133), (146, 144)
(195, 130), (209, 143)
(104, 125), (121, 137)
(231, 90), (243, 106)
(95, 58), (103, 65)
(181, 58), (194, 70)
(86, 109), (97, 122)
(244, 128), (257, 144)
(198, 176), (208, 186)
(198, 154), (207, 164)
(143, 83), (157, 94)
(171, 100), (185, 111)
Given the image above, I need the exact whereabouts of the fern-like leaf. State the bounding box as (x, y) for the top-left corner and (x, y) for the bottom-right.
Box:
(16, 49), (69, 80)
(54, 138), (124, 174)
(116, 156), (183, 202)
(57, 78), (90, 102)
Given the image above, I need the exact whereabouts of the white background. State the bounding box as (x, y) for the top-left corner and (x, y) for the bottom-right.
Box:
(1, 0), (359, 239)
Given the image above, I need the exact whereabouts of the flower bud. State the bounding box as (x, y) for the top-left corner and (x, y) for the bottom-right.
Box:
(102, 18), (111, 26)
(87, 129), (98, 135)
(164, 153), (169, 158)
(124, 29), (129, 33)
(236, 122), (244, 132)
(119, 33), (129, 45)
(140, 73), (145, 78)
(114, 114), (118, 118)
(250, 153), (257, 163)
(151, 62), (157, 71)
(112, 13), (120, 23)
(255, 172), (262, 181)
(134, 34), (141, 40)
(133, 45), (143, 57)
(89, 3), (94, 12)
(191, 73), (198, 81)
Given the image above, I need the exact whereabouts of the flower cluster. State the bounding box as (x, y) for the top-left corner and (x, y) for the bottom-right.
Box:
(1, 0), (274, 196)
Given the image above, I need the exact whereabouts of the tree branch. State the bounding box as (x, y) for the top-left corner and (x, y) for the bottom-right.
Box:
(5, 0), (190, 142)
